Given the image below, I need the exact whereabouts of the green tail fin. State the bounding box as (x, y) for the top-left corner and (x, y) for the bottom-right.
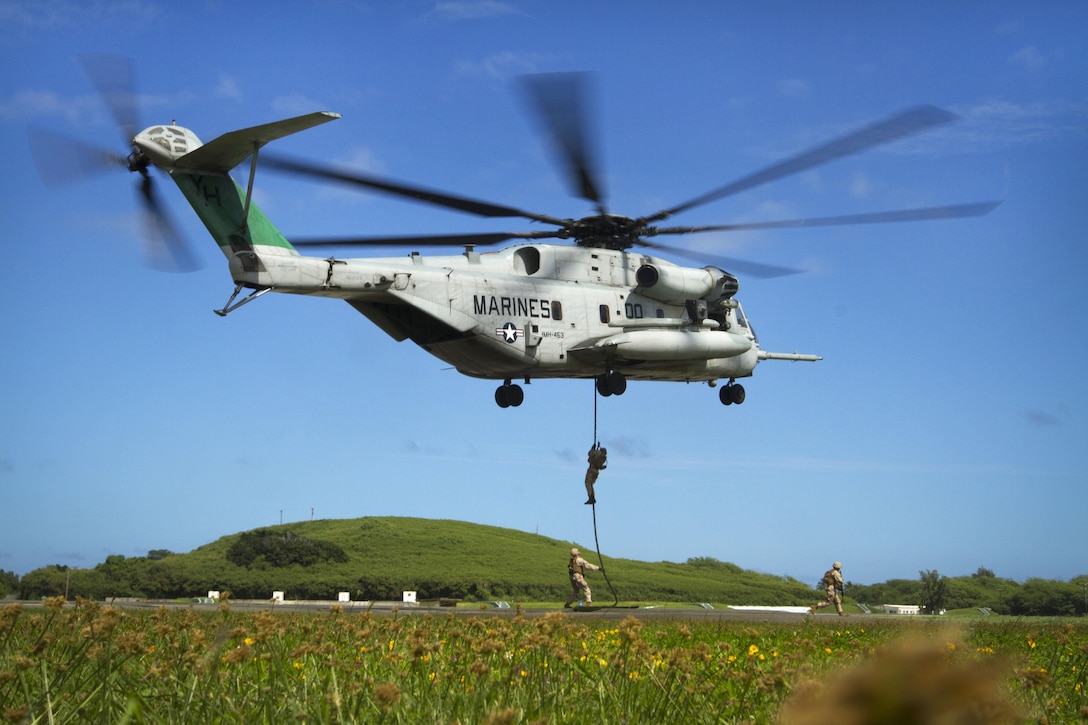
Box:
(171, 172), (295, 257)
(167, 111), (341, 257)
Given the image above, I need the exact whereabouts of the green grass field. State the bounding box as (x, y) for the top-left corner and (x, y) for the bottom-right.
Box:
(2, 598), (1084, 723)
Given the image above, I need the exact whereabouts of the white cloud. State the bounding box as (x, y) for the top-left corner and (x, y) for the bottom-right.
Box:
(776, 78), (810, 99)
(214, 75), (242, 102)
(426, 1), (524, 21)
(454, 51), (556, 79)
(0, 88), (77, 120)
(1008, 44), (1045, 71)
(951, 97), (1088, 149)
(341, 146), (385, 174)
(847, 171), (872, 199)
(0, 0), (161, 33)
(272, 93), (328, 116)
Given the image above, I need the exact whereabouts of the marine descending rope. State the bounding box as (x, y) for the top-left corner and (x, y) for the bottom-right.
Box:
(587, 384), (619, 608)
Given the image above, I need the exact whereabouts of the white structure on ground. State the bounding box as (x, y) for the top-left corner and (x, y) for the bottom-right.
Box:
(882, 604), (920, 615)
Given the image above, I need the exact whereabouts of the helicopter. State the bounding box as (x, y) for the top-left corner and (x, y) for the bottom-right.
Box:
(31, 57), (999, 408)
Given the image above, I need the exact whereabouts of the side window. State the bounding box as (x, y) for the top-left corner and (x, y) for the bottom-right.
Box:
(551, 301), (563, 321)
(599, 304), (610, 323)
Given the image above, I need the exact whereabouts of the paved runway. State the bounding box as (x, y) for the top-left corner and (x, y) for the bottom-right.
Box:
(12, 598), (876, 623)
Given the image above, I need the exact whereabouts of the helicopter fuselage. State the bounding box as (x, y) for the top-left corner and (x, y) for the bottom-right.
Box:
(141, 113), (819, 407)
(221, 241), (764, 384)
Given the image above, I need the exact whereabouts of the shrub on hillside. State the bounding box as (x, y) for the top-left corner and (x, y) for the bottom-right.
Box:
(226, 529), (348, 568)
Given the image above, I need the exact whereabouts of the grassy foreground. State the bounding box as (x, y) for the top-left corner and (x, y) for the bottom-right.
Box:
(1, 599), (1085, 724)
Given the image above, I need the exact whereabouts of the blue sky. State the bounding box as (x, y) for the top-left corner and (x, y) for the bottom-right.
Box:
(1, 1), (1085, 589)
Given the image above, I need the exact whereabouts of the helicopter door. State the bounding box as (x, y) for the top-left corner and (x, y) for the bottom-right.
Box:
(525, 319), (542, 348)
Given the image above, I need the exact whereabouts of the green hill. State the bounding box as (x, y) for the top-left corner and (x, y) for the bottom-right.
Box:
(17, 516), (816, 605)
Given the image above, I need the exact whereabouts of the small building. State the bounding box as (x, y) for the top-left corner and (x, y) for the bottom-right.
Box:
(882, 604), (920, 615)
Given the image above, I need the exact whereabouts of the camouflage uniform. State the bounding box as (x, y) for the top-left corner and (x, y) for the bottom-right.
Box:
(565, 547), (601, 607)
(810, 561), (846, 615)
(584, 445), (607, 504)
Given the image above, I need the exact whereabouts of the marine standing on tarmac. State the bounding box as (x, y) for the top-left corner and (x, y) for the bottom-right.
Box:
(810, 561), (847, 616)
(565, 547), (602, 608)
(584, 444), (607, 505)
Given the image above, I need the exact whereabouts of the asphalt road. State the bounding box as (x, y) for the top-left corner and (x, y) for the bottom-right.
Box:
(11, 598), (875, 623)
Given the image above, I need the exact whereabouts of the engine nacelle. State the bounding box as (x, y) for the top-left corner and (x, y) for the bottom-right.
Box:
(635, 264), (739, 305)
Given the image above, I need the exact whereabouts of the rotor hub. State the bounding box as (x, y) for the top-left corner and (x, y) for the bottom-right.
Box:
(126, 149), (150, 175)
(571, 214), (644, 250)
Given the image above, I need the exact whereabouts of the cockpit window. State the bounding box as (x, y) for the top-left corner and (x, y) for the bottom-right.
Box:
(735, 305), (749, 329)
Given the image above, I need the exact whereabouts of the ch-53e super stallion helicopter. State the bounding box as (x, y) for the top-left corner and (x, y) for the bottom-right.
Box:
(33, 57), (999, 408)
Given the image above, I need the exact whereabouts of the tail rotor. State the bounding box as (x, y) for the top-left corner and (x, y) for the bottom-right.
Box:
(27, 54), (200, 272)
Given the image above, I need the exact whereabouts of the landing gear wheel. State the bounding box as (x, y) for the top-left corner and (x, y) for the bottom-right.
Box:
(596, 371), (627, 397)
(596, 375), (613, 397)
(719, 383), (746, 406)
(494, 383), (524, 408)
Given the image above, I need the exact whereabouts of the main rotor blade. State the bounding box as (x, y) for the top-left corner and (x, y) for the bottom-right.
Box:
(138, 174), (201, 272)
(644, 105), (960, 224)
(290, 230), (564, 249)
(636, 238), (804, 279)
(78, 53), (139, 146)
(261, 153), (567, 226)
(27, 127), (127, 186)
(650, 200), (1003, 235)
(520, 72), (607, 213)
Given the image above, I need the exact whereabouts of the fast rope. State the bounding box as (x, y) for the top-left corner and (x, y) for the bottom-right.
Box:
(587, 382), (619, 607)
(593, 380), (598, 444)
(590, 495), (619, 607)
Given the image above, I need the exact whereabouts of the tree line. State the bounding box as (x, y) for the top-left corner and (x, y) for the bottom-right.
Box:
(846, 567), (1088, 617)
